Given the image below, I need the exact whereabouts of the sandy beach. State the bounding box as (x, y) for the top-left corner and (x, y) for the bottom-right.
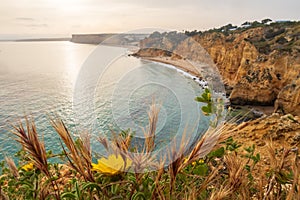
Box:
(135, 56), (203, 78)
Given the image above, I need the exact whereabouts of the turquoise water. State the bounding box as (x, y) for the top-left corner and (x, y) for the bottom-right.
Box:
(0, 42), (208, 161)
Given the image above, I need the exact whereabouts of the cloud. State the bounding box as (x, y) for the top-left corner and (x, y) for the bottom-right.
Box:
(27, 24), (48, 27)
(15, 17), (35, 21)
(14, 17), (47, 28)
(1, 0), (299, 34)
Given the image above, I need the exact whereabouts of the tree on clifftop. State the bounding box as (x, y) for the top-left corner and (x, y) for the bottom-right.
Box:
(262, 18), (272, 24)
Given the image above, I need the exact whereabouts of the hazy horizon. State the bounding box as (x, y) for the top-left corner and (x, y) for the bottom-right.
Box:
(1, 0), (300, 39)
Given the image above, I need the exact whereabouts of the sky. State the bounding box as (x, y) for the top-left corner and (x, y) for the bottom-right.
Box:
(0, 0), (300, 37)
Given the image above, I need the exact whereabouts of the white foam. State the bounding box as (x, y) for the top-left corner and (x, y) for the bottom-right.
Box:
(146, 60), (209, 88)
(145, 59), (229, 104)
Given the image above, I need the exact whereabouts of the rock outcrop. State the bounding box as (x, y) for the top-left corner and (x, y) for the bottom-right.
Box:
(134, 22), (300, 113)
(275, 77), (300, 115)
(229, 113), (300, 147)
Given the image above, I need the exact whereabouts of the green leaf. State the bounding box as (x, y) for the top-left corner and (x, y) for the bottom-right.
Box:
(193, 164), (208, 176)
(131, 192), (146, 200)
(201, 93), (208, 101)
(211, 147), (225, 158)
(61, 192), (77, 199)
(195, 96), (206, 103)
(201, 106), (211, 115)
(8, 180), (16, 187)
(82, 182), (102, 192)
(111, 184), (119, 194)
(205, 88), (210, 94)
(75, 182), (81, 199)
(207, 147), (224, 159)
(245, 164), (251, 172)
(248, 173), (254, 181)
(252, 153), (260, 164)
(128, 174), (136, 184)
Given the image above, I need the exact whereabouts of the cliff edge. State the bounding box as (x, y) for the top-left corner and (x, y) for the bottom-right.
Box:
(133, 21), (300, 115)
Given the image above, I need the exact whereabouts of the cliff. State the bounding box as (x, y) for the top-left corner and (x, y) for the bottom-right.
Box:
(275, 77), (300, 115)
(71, 34), (115, 44)
(71, 33), (148, 45)
(133, 21), (300, 115)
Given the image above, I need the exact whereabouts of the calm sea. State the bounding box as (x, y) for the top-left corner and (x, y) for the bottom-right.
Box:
(0, 41), (208, 161)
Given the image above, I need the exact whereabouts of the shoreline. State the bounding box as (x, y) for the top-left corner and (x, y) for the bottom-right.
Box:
(133, 55), (275, 117)
(138, 57), (209, 88)
(133, 56), (202, 78)
(133, 55), (213, 89)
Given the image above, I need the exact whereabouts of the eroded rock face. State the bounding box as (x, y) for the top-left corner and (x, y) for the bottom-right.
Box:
(135, 22), (300, 110)
(192, 26), (300, 106)
(275, 77), (300, 115)
(229, 52), (300, 106)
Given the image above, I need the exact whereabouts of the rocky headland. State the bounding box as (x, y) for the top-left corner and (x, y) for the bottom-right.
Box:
(71, 33), (148, 46)
(133, 21), (300, 116)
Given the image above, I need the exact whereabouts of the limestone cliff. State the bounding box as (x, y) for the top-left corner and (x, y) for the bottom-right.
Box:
(275, 77), (300, 115)
(134, 22), (300, 113)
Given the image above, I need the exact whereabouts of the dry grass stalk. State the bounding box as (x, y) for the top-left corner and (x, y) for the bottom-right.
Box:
(51, 119), (94, 182)
(168, 130), (189, 195)
(99, 135), (130, 166)
(11, 118), (50, 177)
(11, 117), (61, 199)
(181, 121), (232, 169)
(293, 157), (300, 200)
(224, 153), (247, 191)
(108, 129), (134, 171)
(209, 186), (231, 200)
(284, 148), (299, 200)
(131, 101), (160, 173)
(263, 142), (297, 200)
(144, 102), (160, 153)
(111, 130), (131, 153)
(151, 158), (166, 200)
(207, 152), (248, 200)
(165, 115), (235, 197)
(185, 186), (197, 200)
(94, 102), (160, 176)
(4, 157), (19, 179)
(257, 173), (267, 200)
(130, 153), (156, 174)
(108, 100), (161, 174)
(98, 136), (109, 150)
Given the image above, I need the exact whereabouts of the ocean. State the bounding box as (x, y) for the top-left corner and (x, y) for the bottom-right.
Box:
(0, 41), (209, 161)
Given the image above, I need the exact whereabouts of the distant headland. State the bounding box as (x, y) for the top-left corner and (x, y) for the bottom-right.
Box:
(70, 33), (148, 46)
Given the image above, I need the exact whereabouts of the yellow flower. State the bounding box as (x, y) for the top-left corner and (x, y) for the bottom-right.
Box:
(183, 158), (188, 164)
(92, 154), (132, 175)
(199, 159), (204, 164)
(21, 163), (34, 171)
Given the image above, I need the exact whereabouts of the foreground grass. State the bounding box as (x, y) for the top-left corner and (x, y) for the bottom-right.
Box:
(1, 120), (299, 199)
(0, 95), (299, 199)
